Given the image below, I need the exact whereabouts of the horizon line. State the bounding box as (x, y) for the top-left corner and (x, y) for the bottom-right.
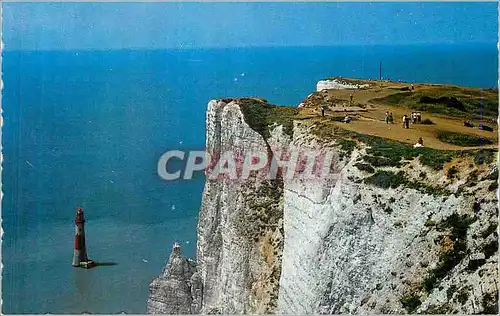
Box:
(2, 41), (497, 53)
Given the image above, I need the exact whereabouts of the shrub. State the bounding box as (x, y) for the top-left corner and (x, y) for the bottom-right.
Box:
(482, 291), (499, 314)
(419, 96), (466, 111)
(365, 170), (450, 196)
(354, 163), (375, 173)
(400, 293), (422, 313)
(437, 131), (494, 147)
(488, 182), (498, 191)
(364, 155), (398, 167)
(483, 239), (498, 260)
(423, 274), (438, 293)
(364, 171), (407, 189)
(338, 139), (356, 159)
(447, 166), (459, 179)
(421, 118), (435, 125)
(474, 149), (495, 165)
(484, 169), (498, 181)
(456, 288), (470, 304)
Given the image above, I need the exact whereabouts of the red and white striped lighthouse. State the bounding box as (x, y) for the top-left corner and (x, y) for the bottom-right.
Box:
(72, 207), (90, 267)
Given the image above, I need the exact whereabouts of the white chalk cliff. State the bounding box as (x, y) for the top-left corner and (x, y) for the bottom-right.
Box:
(148, 96), (498, 314)
(317, 78), (370, 91)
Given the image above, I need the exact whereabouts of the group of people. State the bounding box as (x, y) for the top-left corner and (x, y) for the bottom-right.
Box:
(410, 112), (422, 124)
(401, 112), (422, 129)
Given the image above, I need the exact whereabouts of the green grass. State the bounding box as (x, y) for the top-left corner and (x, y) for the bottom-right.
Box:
(353, 132), (455, 170)
(364, 170), (451, 196)
(338, 139), (356, 159)
(364, 170), (407, 189)
(238, 98), (298, 140)
(437, 131), (495, 147)
(371, 86), (498, 121)
(474, 149), (496, 165)
(311, 123), (496, 171)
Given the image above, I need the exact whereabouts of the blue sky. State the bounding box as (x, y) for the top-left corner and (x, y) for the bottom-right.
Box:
(3, 2), (498, 51)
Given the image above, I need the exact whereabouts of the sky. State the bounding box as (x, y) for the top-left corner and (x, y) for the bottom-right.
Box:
(2, 2), (498, 51)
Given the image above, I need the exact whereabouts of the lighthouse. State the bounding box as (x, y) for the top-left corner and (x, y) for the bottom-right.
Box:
(72, 207), (95, 268)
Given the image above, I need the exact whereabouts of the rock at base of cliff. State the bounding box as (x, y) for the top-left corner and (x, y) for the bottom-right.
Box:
(147, 243), (202, 314)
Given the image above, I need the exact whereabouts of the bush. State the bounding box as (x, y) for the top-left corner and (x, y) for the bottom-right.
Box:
(338, 139), (356, 159)
(400, 293), (422, 313)
(364, 171), (407, 189)
(354, 163), (375, 173)
(423, 274), (438, 293)
(474, 149), (495, 165)
(437, 131), (494, 147)
(488, 182), (498, 191)
(421, 118), (435, 125)
(482, 291), (499, 314)
(364, 155), (398, 167)
(447, 166), (458, 179)
(485, 169), (499, 181)
(419, 96), (466, 111)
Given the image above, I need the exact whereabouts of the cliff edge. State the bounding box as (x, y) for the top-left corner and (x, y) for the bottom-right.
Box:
(148, 81), (499, 314)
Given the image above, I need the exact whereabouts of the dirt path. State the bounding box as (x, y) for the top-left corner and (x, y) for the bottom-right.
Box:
(299, 81), (498, 151)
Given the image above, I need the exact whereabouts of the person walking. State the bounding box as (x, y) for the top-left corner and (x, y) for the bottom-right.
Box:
(388, 112), (394, 123)
(405, 115), (410, 129)
(402, 115), (407, 128)
(321, 104), (326, 117)
(385, 111), (389, 123)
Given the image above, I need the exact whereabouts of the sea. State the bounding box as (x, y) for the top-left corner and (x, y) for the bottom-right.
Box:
(1, 44), (497, 313)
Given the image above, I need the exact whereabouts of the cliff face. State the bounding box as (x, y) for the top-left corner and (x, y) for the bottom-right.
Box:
(278, 127), (498, 314)
(196, 99), (286, 313)
(148, 97), (498, 314)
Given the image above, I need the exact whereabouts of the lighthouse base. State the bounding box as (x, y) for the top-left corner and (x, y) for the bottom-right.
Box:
(73, 260), (96, 269)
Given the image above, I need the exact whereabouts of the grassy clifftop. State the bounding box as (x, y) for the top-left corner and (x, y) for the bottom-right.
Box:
(231, 79), (497, 178)
(237, 98), (298, 139)
(371, 85), (498, 120)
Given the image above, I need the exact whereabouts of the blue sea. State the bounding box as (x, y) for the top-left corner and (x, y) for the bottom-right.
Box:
(1, 44), (497, 313)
